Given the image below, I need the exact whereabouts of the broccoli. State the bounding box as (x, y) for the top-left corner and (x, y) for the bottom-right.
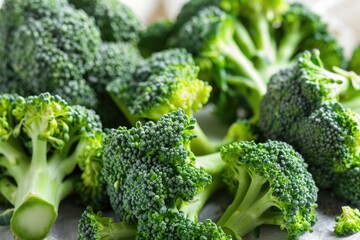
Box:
(217, 140), (318, 239)
(79, 109), (229, 239)
(1, 0), (100, 109)
(334, 206), (360, 236)
(172, 1), (344, 123)
(260, 51), (360, 199)
(107, 48), (216, 155)
(0, 93), (106, 239)
(68, 0), (144, 43)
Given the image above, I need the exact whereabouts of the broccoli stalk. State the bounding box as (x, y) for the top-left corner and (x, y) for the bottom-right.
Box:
(0, 93), (106, 240)
(217, 141), (318, 240)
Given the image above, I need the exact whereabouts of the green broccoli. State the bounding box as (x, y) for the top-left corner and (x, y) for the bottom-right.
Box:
(1, 0), (100, 109)
(217, 140), (318, 239)
(0, 93), (106, 239)
(260, 50), (360, 199)
(172, 1), (344, 123)
(334, 206), (360, 236)
(68, 0), (144, 43)
(79, 109), (229, 239)
(107, 48), (216, 155)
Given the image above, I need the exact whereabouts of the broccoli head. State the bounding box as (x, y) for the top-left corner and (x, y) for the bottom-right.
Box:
(218, 140), (318, 240)
(260, 50), (360, 202)
(1, 0), (101, 109)
(0, 93), (106, 239)
(334, 206), (360, 236)
(334, 163), (360, 206)
(84, 109), (229, 239)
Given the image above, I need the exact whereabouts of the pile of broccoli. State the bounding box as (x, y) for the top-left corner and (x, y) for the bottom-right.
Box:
(1, 0), (360, 239)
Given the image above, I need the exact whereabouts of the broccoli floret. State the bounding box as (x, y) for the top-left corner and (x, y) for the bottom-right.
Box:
(172, 1), (344, 123)
(349, 45), (360, 74)
(68, 0), (143, 43)
(107, 48), (218, 155)
(259, 50), (360, 200)
(0, 93), (106, 239)
(1, 0), (101, 109)
(334, 206), (360, 236)
(138, 20), (174, 57)
(100, 109), (228, 238)
(218, 140), (318, 240)
(78, 206), (136, 240)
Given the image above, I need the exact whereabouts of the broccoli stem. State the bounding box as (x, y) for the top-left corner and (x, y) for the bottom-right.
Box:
(191, 122), (217, 155)
(8, 137), (75, 240)
(218, 39), (266, 96)
(234, 21), (256, 58)
(218, 171), (277, 238)
(276, 22), (302, 64)
(252, 15), (276, 63)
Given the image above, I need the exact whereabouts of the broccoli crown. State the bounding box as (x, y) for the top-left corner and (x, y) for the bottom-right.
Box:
(293, 103), (360, 168)
(87, 42), (142, 94)
(102, 110), (211, 222)
(137, 210), (231, 240)
(334, 206), (360, 236)
(78, 206), (136, 240)
(219, 140), (318, 239)
(349, 45), (360, 74)
(1, 0), (101, 109)
(138, 20), (174, 57)
(8, 6), (100, 84)
(0, 93), (106, 239)
(130, 65), (211, 119)
(69, 0), (143, 43)
(260, 51), (360, 168)
(334, 163), (360, 206)
(107, 48), (211, 126)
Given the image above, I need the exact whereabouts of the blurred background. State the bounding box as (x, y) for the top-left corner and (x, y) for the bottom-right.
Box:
(118, 0), (360, 56)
